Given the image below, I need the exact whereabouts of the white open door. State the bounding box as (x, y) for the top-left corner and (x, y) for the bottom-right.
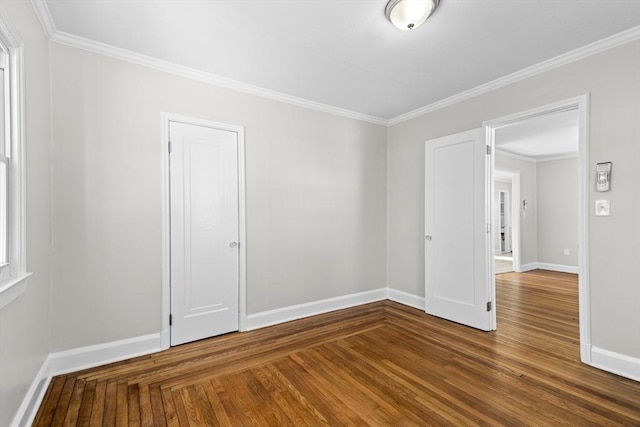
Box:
(169, 121), (240, 345)
(425, 128), (492, 331)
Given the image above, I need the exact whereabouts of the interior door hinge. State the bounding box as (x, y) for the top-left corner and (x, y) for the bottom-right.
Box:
(168, 141), (172, 153)
(486, 145), (492, 155)
(486, 223), (491, 233)
(486, 301), (492, 312)
(169, 314), (173, 326)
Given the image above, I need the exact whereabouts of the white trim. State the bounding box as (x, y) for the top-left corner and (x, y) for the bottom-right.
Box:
(492, 169), (521, 273)
(0, 3), (30, 309)
(244, 288), (387, 331)
(495, 148), (536, 163)
(12, 333), (162, 427)
(495, 149), (578, 164)
(536, 262), (579, 275)
(389, 27), (639, 126)
(517, 262), (579, 275)
(386, 288), (425, 310)
(484, 94), (590, 362)
(29, 0), (56, 39)
(160, 116), (171, 349)
(160, 113), (248, 347)
(11, 295), (638, 427)
(536, 153), (579, 163)
(0, 272), (31, 309)
(237, 125), (248, 332)
(28, 0), (387, 127)
(48, 333), (162, 376)
(10, 356), (51, 427)
(590, 347), (640, 382)
(159, 113), (169, 346)
(577, 94), (592, 364)
(519, 262), (538, 273)
(30, 2), (638, 128)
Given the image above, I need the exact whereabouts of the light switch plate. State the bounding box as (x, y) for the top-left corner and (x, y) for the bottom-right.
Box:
(595, 200), (610, 216)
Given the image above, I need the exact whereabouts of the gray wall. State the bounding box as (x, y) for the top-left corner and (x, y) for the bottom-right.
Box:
(537, 157), (579, 266)
(494, 155), (579, 268)
(2, 4), (639, 423)
(0, 2), (52, 425)
(387, 40), (640, 359)
(49, 44), (388, 351)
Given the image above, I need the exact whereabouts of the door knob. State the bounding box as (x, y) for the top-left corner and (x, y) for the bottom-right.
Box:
(229, 241), (238, 248)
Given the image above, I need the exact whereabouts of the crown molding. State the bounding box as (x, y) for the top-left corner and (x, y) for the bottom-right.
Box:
(496, 148), (579, 164)
(30, 1), (387, 127)
(50, 31), (389, 126)
(30, 0), (56, 39)
(30, 0), (639, 129)
(389, 25), (640, 126)
(495, 148), (536, 163)
(536, 153), (579, 163)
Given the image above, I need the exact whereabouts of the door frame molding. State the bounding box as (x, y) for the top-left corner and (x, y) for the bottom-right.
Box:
(160, 113), (247, 349)
(483, 94), (590, 363)
(494, 169), (521, 272)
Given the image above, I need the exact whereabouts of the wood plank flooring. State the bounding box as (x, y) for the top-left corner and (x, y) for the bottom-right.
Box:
(34, 270), (640, 426)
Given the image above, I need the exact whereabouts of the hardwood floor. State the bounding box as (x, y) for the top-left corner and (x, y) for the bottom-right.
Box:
(34, 270), (640, 426)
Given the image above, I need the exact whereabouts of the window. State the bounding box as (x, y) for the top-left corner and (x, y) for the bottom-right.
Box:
(1, 48), (9, 269)
(0, 11), (29, 310)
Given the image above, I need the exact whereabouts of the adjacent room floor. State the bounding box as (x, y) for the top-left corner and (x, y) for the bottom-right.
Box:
(34, 270), (640, 425)
(495, 251), (514, 274)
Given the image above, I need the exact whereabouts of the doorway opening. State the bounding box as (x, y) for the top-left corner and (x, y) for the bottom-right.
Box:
(493, 169), (521, 274)
(484, 95), (591, 363)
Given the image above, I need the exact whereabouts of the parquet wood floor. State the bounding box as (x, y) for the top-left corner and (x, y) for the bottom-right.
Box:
(33, 270), (640, 426)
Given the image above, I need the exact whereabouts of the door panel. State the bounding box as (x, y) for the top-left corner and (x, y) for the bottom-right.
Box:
(170, 122), (239, 345)
(425, 128), (491, 331)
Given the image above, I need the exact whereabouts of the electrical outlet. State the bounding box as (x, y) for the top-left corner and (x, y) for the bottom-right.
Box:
(595, 200), (610, 216)
(563, 249), (570, 256)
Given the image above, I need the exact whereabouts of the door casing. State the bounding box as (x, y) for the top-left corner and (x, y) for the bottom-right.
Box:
(483, 95), (590, 362)
(494, 169), (521, 271)
(160, 113), (247, 350)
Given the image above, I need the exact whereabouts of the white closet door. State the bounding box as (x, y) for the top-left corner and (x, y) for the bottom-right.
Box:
(169, 121), (239, 345)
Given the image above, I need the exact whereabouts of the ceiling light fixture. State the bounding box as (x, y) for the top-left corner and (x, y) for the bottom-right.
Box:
(385, 0), (440, 31)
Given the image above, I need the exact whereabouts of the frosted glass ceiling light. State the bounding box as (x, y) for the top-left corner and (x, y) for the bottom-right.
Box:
(385, 0), (440, 31)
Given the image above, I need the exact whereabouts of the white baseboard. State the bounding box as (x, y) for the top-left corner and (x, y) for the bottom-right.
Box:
(48, 333), (163, 376)
(244, 288), (388, 331)
(387, 288), (425, 310)
(11, 357), (51, 427)
(160, 328), (170, 350)
(18, 287), (637, 427)
(519, 262), (538, 272)
(590, 346), (640, 382)
(12, 333), (163, 426)
(518, 262), (578, 274)
(536, 262), (579, 274)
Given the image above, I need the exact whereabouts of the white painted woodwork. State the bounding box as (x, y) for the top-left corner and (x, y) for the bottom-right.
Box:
(424, 128), (491, 331)
(38, 1), (640, 121)
(169, 121), (239, 345)
(499, 190), (511, 253)
(484, 95), (590, 361)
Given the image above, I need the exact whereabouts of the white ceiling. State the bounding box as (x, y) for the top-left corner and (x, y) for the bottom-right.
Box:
(495, 109), (579, 161)
(43, 0), (640, 121)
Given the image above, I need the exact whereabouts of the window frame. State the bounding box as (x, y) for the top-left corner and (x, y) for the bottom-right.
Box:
(1, 48), (11, 270)
(0, 7), (30, 310)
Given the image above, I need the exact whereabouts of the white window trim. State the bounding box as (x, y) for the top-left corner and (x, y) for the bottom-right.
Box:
(0, 5), (30, 310)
